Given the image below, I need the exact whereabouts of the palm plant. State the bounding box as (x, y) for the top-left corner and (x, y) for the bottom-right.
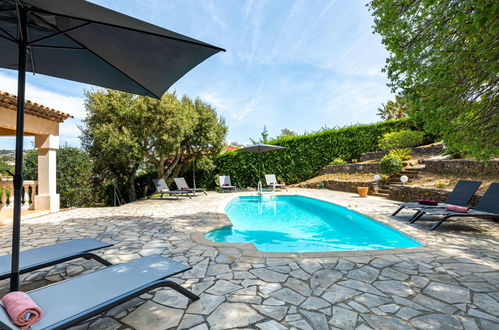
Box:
(377, 95), (410, 120)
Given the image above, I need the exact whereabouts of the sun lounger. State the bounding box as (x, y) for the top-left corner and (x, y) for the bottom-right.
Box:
(174, 177), (207, 196)
(265, 174), (287, 191)
(153, 179), (192, 199)
(0, 255), (198, 330)
(0, 239), (112, 281)
(391, 180), (481, 220)
(219, 176), (237, 192)
(411, 183), (499, 230)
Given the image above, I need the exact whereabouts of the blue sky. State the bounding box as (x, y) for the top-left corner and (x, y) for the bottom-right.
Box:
(0, 0), (392, 149)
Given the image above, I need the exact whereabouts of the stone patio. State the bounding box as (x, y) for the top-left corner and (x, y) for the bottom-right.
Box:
(0, 189), (498, 329)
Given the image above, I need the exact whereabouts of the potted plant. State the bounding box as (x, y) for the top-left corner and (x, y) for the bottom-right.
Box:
(357, 186), (369, 197)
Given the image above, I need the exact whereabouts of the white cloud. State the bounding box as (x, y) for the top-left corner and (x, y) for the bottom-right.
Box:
(198, 91), (258, 124)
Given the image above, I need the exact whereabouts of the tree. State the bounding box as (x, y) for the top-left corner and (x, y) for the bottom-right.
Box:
(369, 0), (499, 159)
(377, 95), (410, 120)
(170, 97), (228, 179)
(0, 161), (13, 174)
(134, 93), (197, 180)
(81, 89), (227, 201)
(250, 125), (270, 144)
(81, 89), (144, 201)
(279, 128), (298, 138)
(22, 150), (37, 180)
(23, 146), (99, 208)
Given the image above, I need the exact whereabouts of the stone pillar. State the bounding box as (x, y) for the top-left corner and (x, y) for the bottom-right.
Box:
(34, 135), (60, 212)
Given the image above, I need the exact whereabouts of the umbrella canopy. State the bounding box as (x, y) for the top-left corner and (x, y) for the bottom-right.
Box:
(0, 0), (224, 98)
(236, 144), (287, 153)
(237, 144), (286, 184)
(1, 0), (224, 292)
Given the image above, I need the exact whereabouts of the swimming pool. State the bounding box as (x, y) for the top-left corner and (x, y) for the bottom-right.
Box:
(205, 195), (422, 252)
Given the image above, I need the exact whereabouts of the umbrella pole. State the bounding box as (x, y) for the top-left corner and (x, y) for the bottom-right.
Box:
(193, 158), (196, 189)
(10, 7), (28, 292)
(258, 153), (261, 184)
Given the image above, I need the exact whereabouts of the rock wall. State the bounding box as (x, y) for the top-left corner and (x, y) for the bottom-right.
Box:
(423, 159), (499, 175)
(297, 180), (378, 195)
(389, 184), (481, 206)
(321, 161), (413, 174)
(360, 143), (444, 161)
(321, 163), (380, 174)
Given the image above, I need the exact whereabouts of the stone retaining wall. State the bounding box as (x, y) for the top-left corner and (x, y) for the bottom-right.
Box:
(360, 143), (444, 161)
(297, 180), (378, 195)
(389, 184), (481, 206)
(321, 161), (414, 175)
(321, 163), (380, 174)
(423, 159), (499, 175)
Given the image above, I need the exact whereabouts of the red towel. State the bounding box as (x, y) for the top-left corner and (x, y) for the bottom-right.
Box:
(222, 184), (229, 186)
(269, 182), (275, 184)
(418, 200), (439, 206)
(1, 291), (43, 330)
(181, 187), (189, 190)
(445, 205), (469, 213)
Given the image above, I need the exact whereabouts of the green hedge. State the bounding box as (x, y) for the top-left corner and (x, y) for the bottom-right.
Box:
(210, 118), (419, 188)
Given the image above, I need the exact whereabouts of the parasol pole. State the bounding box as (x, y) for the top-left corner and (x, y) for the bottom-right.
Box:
(10, 5), (28, 292)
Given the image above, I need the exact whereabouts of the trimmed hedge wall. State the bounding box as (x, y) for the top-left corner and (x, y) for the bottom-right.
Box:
(210, 118), (419, 188)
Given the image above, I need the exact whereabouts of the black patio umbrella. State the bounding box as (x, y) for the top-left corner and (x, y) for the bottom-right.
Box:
(0, 0), (224, 292)
(236, 144), (286, 184)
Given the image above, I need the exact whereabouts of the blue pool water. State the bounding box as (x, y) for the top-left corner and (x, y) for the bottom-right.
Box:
(205, 195), (422, 252)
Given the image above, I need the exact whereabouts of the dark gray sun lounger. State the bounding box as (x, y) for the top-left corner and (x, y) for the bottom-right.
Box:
(412, 183), (499, 230)
(392, 180), (481, 220)
(174, 177), (207, 196)
(0, 255), (198, 330)
(0, 239), (112, 281)
(152, 179), (192, 199)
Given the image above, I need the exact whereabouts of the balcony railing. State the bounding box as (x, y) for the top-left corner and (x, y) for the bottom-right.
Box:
(0, 177), (38, 210)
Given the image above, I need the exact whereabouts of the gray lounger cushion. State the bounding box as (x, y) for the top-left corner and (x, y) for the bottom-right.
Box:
(0, 255), (190, 330)
(0, 238), (112, 280)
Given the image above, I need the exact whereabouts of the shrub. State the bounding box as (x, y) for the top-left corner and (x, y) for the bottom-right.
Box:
(209, 118), (419, 188)
(388, 148), (412, 161)
(380, 155), (403, 175)
(329, 158), (346, 165)
(379, 130), (425, 149)
(23, 146), (103, 208)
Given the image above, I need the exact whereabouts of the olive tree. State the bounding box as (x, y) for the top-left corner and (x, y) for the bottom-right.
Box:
(81, 89), (227, 201)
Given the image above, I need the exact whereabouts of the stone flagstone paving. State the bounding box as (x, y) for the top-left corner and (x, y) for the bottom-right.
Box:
(0, 189), (498, 329)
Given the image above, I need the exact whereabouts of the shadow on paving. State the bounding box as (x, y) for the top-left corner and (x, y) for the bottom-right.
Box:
(0, 207), (497, 329)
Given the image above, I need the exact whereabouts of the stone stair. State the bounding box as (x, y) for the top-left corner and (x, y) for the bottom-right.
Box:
(373, 165), (424, 198)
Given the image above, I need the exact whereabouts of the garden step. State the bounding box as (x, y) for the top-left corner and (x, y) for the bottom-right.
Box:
(399, 171), (419, 175)
(377, 189), (390, 194)
(373, 192), (389, 197)
(399, 173), (418, 177)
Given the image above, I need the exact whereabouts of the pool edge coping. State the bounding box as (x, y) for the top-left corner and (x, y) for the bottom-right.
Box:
(190, 190), (437, 258)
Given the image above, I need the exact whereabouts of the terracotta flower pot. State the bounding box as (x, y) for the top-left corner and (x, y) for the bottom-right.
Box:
(357, 187), (368, 197)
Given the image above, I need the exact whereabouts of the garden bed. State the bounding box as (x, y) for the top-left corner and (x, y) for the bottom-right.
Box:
(293, 173), (383, 195)
(406, 172), (498, 194)
(360, 142), (444, 161)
